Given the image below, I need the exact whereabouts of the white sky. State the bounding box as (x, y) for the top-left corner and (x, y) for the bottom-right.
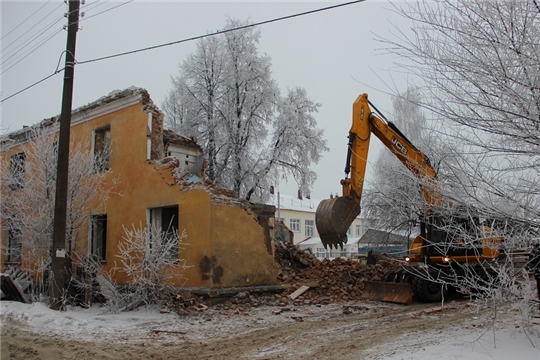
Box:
(1, 0), (416, 199)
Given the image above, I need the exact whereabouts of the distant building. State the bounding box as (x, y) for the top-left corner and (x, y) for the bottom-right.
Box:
(357, 228), (411, 257)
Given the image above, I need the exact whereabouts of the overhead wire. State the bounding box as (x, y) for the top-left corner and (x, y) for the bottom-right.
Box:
(80, 0), (134, 22)
(2, 2), (64, 54)
(80, 0), (112, 14)
(1, 1), (101, 75)
(0, 69), (65, 104)
(77, 0), (366, 65)
(1, 11), (67, 73)
(2, 0), (132, 72)
(0, 0), (53, 42)
(1, 0), (366, 104)
(1, 28), (65, 75)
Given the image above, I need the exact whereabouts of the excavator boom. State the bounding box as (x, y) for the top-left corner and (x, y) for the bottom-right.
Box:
(315, 93), (440, 249)
(314, 93), (444, 304)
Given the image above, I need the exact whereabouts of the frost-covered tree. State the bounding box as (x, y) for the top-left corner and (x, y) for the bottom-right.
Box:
(162, 77), (190, 135)
(163, 18), (327, 201)
(165, 35), (227, 182)
(363, 88), (432, 234)
(113, 224), (189, 309)
(380, 0), (540, 223)
(0, 127), (116, 286)
(376, 0), (540, 307)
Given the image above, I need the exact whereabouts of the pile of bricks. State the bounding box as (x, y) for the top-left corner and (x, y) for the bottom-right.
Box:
(274, 241), (404, 304)
(170, 242), (407, 314)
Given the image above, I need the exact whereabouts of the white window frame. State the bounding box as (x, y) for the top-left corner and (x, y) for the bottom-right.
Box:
(305, 219), (314, 237)
(289, 218), (300, 232)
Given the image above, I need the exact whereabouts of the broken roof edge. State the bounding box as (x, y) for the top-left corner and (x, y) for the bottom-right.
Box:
(163, 129), (203, 152)
(154, 157), (277, 213)
(2, 86), (157, 146)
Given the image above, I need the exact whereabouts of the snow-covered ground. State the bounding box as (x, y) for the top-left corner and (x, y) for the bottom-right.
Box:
(1, 300), (540, 359)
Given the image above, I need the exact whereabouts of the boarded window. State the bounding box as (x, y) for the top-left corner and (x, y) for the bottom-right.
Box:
(9, 152), (26, 190)
(149, 205), (179, 261)
(93, 127), (110, 172)
(90, 214), (107, 261)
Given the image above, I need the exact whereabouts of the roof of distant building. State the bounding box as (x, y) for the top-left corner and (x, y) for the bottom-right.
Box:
(268, 193), (363, 218)
(359, 228), (410, 245)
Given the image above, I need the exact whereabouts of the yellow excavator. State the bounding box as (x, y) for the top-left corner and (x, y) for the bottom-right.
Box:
(315, 93), (501, 304)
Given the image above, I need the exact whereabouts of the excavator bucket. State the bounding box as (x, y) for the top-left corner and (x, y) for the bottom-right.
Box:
(315, 196), (360, 249)
(362, 281), (413, 305)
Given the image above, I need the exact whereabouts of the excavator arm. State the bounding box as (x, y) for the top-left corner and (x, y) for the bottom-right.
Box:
(316, 93), (442, 249)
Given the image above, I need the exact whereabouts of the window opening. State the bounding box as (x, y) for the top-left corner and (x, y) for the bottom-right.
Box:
(149, 205), (179, 261)
(6, 220), (22, 263)
(90, 214), (107, 261)
(9, 152), (26, 190)
(93, 126), (110, 172)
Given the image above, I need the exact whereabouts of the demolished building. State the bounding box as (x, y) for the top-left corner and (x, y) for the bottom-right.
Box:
(1, 87), (280, 295)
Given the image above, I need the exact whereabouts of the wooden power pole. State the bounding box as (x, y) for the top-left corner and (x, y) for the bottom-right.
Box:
(50, 0), (80, 310)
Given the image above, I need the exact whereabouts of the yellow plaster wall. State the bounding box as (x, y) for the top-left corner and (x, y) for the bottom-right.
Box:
(2, 99), (279, 289)
(205, 205), (280, 287)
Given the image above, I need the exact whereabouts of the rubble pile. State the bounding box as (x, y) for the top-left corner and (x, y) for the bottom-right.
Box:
(167, 242), (406, 315)
(274, 241), (404, 304)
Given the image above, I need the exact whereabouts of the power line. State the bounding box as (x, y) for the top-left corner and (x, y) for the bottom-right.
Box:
(1, 0), (366, 104)
(2, 1), (127, 72)
(1, 28), (65, 75)
(0, 0), (134, 75)
(2, 2), (64, 54)
(0, 1), (129, 104)
(0, 0), (53, 42)
(0, 69), (64, 104)
(81, 0), (134, 22)
(78, 0), (366, 65)
(81, 0), (110, 13)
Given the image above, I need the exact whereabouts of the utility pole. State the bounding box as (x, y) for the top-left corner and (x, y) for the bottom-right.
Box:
(50, 0), (80, 310)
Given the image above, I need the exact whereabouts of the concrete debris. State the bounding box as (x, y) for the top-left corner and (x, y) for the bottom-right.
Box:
(166, 241), (406, 316)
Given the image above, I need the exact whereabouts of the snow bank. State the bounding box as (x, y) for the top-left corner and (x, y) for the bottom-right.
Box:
(0, 301), (176, 339)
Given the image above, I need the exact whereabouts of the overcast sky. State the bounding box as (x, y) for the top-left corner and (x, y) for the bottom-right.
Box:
(1, 0), (416, 200)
